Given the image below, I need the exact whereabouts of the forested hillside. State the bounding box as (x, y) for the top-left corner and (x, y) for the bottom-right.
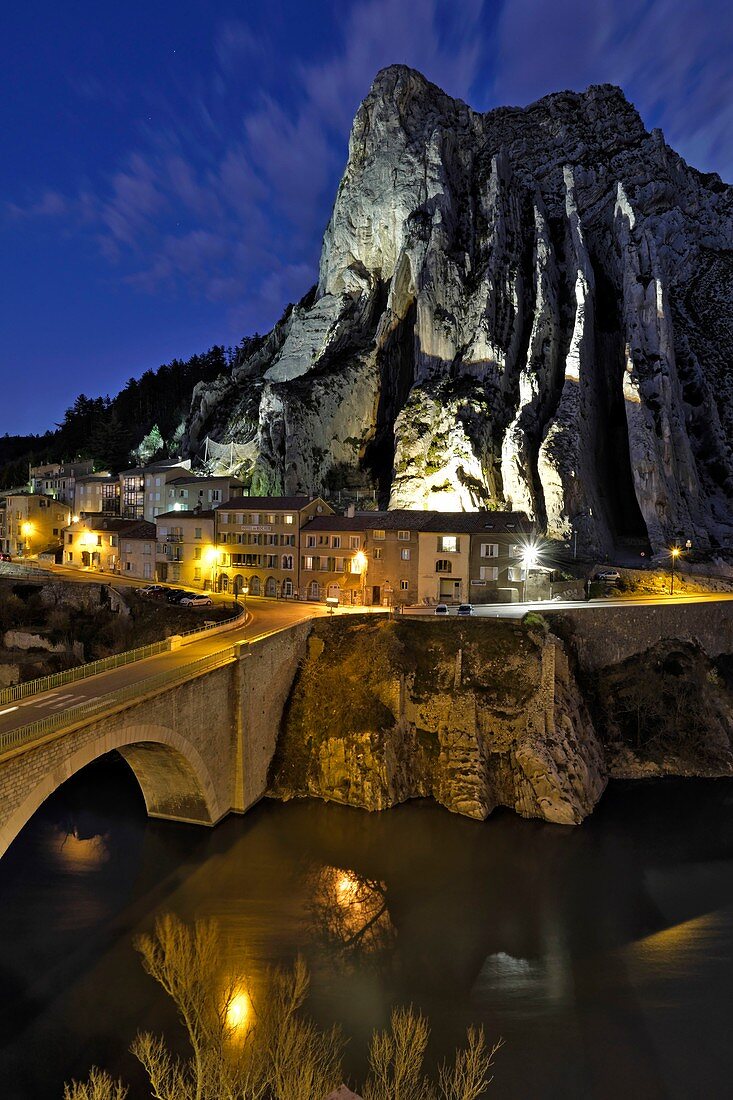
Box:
(0, 338), (259, 489)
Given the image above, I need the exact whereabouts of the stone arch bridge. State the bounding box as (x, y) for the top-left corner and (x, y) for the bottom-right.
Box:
(0, 621), (311, 858)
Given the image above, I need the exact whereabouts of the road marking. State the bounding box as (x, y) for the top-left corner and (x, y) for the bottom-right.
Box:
(0, 706), (18, 716)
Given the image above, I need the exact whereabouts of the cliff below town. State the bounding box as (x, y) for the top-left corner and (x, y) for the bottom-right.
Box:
(269, 616), (733, 825)
(186, 65), (733, 557)
(269, 617), (606, 825)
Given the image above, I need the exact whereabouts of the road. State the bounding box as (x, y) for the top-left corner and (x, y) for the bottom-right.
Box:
(402, 592), (733, 617)
(0, 597), (335, 742)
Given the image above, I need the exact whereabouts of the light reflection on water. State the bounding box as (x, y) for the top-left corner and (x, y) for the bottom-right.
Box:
(1, 755), (733, 1099)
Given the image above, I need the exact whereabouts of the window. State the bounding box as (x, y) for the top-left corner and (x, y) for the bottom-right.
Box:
(144, 563), (153, 579)
(510, 544), (523, 558)
(194, 527), (202, 539)
(349, 558), (362, 574)
(251, 513), (260, 525)
(193, 567), (201, 581)
(331, 536), (341, 549)
(373, 529), (386, 540)
(480, 543), (499, 558)
(282, 554), (293, 570)
(480, 565), (499, 581)
(306, 535), (316, 547)
(67, 552), (73, 562)
(335, 557), (345, 572)
(437, 535), (458, 553)
(349, 536), (360, 549)
(220, 513), (229, 524)
(96, 535), (102, 547)
(398, 530), (410, 541)
(125, 561), (132, 571)
(194, 547), (202, 560)
(212, 490), (221, 501)
(143, 543), (152, 555)
(435, 559), (452, 573)
(400, 579), (409, 590)
(236, 514), (244, 524)
(400, 548), (411, 560)
(304, 555), (314, 570)
(508, 566), (522, 582)
(373, 548), (382, 560)
(266, 513), (276, 524)
(284, 514), (294, 525)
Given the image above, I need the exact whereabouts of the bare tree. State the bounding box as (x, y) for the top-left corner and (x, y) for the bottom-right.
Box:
(63, 1067), (128, 1100)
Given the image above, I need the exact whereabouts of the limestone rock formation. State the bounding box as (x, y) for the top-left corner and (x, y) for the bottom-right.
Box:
(186, 66), (733, 554)
(269, 618), (607, 826)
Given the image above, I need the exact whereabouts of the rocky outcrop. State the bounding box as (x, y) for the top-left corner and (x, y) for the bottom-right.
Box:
(269, 617), (607, 826)
(186, 66), (733, 554)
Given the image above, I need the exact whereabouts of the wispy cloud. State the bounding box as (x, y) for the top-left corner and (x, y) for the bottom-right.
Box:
(493, 0), (733, 181)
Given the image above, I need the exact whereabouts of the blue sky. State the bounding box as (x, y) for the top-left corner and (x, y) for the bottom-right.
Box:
(2, 0), (732, 435)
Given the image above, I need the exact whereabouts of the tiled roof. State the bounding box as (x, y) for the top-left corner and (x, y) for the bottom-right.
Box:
(156, 510), (215, 519)
(216, 496), (322, 511)
(70, 517), (156, 538)
(302, 510), (531, 534)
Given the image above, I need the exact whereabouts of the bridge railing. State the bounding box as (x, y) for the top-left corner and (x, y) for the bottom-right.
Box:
(0, 606), (245, 706)
(0, 644), (240, 758)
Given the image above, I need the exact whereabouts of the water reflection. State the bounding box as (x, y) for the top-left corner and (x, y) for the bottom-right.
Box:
(2, 761), (733, 1099)
(310, 866), (396, 965)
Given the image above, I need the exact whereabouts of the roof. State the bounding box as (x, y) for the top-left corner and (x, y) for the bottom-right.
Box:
(166, 475), (244, 486)
(75, 474), (116, 484)
(156, 509), (215, 520)
(302, 509), (531, 534)
(216, 495), (321, 512)
(69, 517), (156, 538)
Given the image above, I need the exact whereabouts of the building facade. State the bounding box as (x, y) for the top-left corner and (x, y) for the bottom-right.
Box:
(73, 473), (120, 517)
(29, 461), (94, 505)
(119, 459), (191, 520)
(155, 511), (216, 588)
(63, 517), (156, 576)
(1, 494), (71, 557)
(164, 475), (243, 514)
(215, 496), (333, 596)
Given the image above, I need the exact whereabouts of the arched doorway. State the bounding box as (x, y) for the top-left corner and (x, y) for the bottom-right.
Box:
(249, 575), (261, 596)
(218, 573), (229, 593)
(233, 574), (244, 595)
(265, 576), (277, 597)
(327, 582), (341, 602)
(308, 580), (321, 601)
(282, 578), (293, 598)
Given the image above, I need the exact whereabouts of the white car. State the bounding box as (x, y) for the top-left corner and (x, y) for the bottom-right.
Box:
(434, 603), (449, 615)
(180, 594), (213, 607)
(595, 569), (621, 582)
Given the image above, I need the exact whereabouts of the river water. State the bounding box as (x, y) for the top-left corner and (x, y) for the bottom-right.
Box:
(1, 757), (733, 1099)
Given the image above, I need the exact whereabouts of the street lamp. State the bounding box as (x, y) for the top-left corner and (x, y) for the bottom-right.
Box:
(21, 521), (33, 556)
(353, 550), (367, 605)
(670, 546), (681, 596)
(521, 543), (539, 603)
(242, 581), (249, 628)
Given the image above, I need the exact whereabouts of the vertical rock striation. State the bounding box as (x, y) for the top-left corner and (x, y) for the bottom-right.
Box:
(186, 67), (733, 553)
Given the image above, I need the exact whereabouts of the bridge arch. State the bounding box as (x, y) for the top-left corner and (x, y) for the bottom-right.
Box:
(1, 723), (224, 858)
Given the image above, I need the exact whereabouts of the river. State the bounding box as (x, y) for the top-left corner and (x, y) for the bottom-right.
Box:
(1, 756), (733, 1099)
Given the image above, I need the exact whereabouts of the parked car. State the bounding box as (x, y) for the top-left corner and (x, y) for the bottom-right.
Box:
(457, 603), (474, 616)
(434, 603), (449, 615)
(180, 594), (213, 607)
(139, 584), (165, 598)
(0, 553), (11, 562)
(166, 589), (193, 604)
(594, 569), (621, 583)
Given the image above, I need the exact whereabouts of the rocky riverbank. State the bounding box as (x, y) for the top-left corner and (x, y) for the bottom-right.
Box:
(269, 616), (733, 825)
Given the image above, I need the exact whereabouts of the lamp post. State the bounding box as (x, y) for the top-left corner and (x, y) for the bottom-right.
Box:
(242, 581), (249, 630)
(521, 544), (539, 603)
(670, 546), (681, 596)
(21, 521), (33, 557)
(354, 550), (367, 606)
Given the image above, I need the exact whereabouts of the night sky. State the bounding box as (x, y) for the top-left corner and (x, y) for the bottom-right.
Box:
(3, 0), (732, 436)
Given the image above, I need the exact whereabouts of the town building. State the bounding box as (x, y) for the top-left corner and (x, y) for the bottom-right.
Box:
(164, 475), (243, 514)
(63, 517), (156, 577)
(119, 459), (191, 520)
(0, 493), (71, 557)
(73, 473), (120, 517)
(299, 510), (436, 605)
(29, 460), (94, 505)
(155, 510), (216, 588)
(215, 496), (333, 596)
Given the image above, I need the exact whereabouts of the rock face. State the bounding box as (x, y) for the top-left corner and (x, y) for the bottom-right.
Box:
(186, 66), (733, 554)
(269, 618), (607, 826)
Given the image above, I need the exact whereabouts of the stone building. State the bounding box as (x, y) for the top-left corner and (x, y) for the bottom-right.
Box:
(1, 493), (71, 557)
(155, 510), (216, 589)
(215, 496), (333, 596)
(63, 517), (156, 576)
(164, 474), (243, 513)
(29, 460), (94, 505)
(73, 473), (120, 517)
(119, 459), (191, 520)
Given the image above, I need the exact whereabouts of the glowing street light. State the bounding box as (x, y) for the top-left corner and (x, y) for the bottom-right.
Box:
(670, 545), (681, 596)
(520, 541), (540, 602)
(226, 987), (251, 1033)
(353, 550), (367, 606)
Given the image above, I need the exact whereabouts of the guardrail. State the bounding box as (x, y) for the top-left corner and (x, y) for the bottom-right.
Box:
(0, 605), (246, 705)
(0, 645), (240, 758)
